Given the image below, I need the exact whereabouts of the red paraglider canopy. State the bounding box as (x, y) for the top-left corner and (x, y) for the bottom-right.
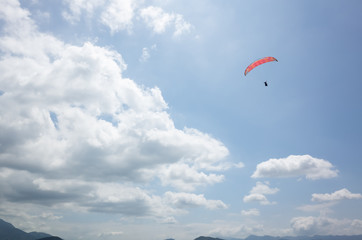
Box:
(244, 57), (278, 76)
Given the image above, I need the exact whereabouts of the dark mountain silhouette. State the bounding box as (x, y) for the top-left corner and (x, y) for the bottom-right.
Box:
(195, 237), (226, 240)
(0, 218), (61, 240)
(29, 232), (54, 239)
(0, 218), (31, 240)
(36, 237), (63, 240)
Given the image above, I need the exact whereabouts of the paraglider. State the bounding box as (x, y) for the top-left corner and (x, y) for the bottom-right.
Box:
(244, 57), (278, 86)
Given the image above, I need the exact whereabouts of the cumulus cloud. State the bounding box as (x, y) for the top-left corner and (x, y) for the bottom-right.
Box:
(209, 222), (264, 239)
(100, 0), (136, 33)
(61, 0), (192, 36)
(252, 155), (338, 180)
(250, 181), (279, 195)
(158, 163), (225, 192)
(0, 0), (227, 221)
(139, 6), (192, 36)
(62, 0), (103, 23)
(241, 208), (260, 216)
(297, 202), (336, 216)
(164, 192), (228, 210)
(139, 44), (156, 62)
(297, 189), (362, 218)
(173, 14), (193, 36)
(139, 6), (173, 34)
(312, 188), (362, 202)
(291, 216), (362, 235)
(243, 182), (279, 205)
(243, 194), (270, 205)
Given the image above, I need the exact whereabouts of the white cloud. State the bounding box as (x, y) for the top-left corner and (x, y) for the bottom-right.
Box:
(100, 0), (136, 34)
(252, 155), (338, 180)
(61, 1), (192, 36)
(139, 45), (156, 62)
(139, 6), (174, 34)
(158, 216), (178, 224)
(139, 6), (192, 36)
(241, 208), (260, 216)
(62, 0), (103, 23)
(297, 202), (336, 216)
(139, 47), (151, 62)
(0, 0), (228, 221)
(243, 193), (275, 205)
(158, 163), (225, 192)
(250, 181), (279, 195)
(243, 182), (279, 205)
(173, 13), (192, 36)
(1, 170), (227, 220)
(40, 212), (63, 221)
(312, 188), (362, 202)
(85, 182), (170, 217)
(291, 216), (362, 235)
(164, 191), (228, 210)
(298, 188), (362, 217)
(208, 222), (265, 239)
(98, 231), (123, 238)
(234, 162), (245, 168)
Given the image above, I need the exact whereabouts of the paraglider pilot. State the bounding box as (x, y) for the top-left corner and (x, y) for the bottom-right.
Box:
(264, 81), (268, 86)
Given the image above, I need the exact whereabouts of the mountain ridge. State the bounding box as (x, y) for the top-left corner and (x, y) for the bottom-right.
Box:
(0, 218), (61, 240)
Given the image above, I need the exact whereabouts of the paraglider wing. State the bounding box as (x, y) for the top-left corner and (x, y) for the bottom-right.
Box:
(244, 57), (278, 76)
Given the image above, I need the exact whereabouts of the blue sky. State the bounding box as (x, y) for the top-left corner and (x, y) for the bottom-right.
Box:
(1, 0), (362, 240)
